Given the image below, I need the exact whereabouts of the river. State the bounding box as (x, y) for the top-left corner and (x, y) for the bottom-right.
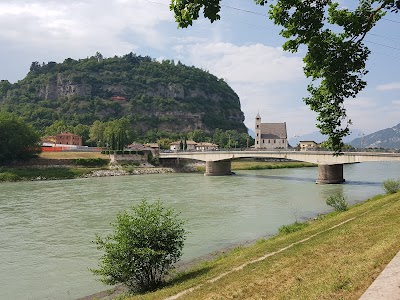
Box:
(0, 161), (398, 300)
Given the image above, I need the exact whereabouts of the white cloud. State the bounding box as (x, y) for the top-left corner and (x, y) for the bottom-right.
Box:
(0, 0), (173, 54)
(346, 96), (378, 109)
(181, 42), (304, 84)
(393, 100), (400, 106)
(376, 82), (400, 91)
(172, 41), (310, 136)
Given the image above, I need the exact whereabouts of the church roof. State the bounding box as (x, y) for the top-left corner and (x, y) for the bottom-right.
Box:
(260, 123), (287, 139)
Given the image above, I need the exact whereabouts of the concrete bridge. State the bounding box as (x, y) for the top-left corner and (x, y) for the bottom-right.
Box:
(159, 150), (400, 184)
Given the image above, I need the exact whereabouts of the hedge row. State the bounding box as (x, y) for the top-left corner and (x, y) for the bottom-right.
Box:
(73, 158), (109, 167)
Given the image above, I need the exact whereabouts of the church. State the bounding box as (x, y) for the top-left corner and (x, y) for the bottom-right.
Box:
(254, 113), (288, 150)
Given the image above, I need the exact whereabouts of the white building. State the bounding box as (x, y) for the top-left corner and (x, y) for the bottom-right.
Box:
(169, 140), (198, 151)
(254, 113), (288, 150)
(299, 141), (319, 151)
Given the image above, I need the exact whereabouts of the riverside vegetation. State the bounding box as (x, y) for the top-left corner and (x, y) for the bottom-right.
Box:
(0, 156), (317, 182)
(92, 199), (188, 293)
(107, 191), (400, 300)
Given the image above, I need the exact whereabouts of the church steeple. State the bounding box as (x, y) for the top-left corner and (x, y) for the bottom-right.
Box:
(255, 113), (261, 149)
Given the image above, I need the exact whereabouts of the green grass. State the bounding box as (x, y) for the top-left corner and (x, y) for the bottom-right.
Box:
(0, 167), (96, 181)
(194, 161), (316, 173)
(39, 152), (109, 159)
(232, 160), (317, 170)
(119, 192), (400, 300)
(278, 221), (309, 234)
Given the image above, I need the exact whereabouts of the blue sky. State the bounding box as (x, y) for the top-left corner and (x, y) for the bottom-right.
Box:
(0, 0), (399, 138)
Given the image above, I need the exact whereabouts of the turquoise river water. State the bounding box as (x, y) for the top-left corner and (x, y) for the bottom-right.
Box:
(0, 161), (399, 299)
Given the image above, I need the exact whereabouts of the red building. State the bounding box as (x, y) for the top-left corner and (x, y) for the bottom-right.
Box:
(55, 132), (82, 146)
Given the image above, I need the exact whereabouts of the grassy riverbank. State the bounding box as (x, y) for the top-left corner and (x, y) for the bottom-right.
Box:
(194, 160), (316, 172)
(0, 153), (110, 182)
(116, 192), (400, 300)
(232, 160), (316, 170)
(39, 152), (109, 159)
(0, 166), (97, 181)
(0, 156), (316, 182)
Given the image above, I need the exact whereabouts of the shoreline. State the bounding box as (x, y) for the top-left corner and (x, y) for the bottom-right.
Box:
(0, 161), (316, 183)
(77, 233), (276, 300)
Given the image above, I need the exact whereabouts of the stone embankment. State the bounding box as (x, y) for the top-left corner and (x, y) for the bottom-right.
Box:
(85, 167), (176, 177)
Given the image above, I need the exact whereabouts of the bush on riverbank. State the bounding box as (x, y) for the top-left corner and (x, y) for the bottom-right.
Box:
(92, 199), (188, 293)
(278, 221), (309, 234)
(383, 178), (400, 194)
(326, 193), (349, 212)
(0, 172), (22, 182)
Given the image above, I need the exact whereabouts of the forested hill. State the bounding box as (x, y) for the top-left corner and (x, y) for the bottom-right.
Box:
(0, 53), (246, 135)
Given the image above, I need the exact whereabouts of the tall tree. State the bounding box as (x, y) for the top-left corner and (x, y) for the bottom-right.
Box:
(89, 120), (106, 147)
(103, 118), (135, 150)
(44, 120), (72, 136)
(73, 124), (91, 145)
(0, 112), (41, 164)
(170, 0), (400, 153)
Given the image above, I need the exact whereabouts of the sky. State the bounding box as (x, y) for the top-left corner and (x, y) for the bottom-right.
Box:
(0, 0), (399, 139)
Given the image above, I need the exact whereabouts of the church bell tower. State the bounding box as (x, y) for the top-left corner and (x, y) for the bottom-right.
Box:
(255, 113), (261, 149)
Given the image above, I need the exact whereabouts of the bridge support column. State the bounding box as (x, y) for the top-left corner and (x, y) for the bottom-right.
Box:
(204, 160), (233, 176)
(316, 164), (345, 184)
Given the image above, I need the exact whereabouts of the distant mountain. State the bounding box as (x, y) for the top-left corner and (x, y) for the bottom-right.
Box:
(348, 123), (400, 149)
(248, 128), (255, 138)
(288, 129), (362, 147)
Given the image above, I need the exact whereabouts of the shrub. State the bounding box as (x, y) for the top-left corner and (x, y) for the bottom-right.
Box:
(73, 158), (109, 167)
(326, 193), (348, 212)
(91, 199), (188, 293)
(0, 172), (21, 182)
(382, 179), (400, 194)
(279, 221), (308, 234)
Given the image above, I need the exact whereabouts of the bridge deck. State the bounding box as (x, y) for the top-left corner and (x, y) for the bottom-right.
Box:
(159, 150), (400, 164)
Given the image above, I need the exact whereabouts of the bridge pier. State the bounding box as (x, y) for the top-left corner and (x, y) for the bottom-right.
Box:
(204, 160), (233, 176)
(316, 164), (345, 184)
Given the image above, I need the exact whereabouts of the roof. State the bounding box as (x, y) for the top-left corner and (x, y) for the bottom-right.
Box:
(196, 142), (218, 147)
(55, 132), (81, 138)
(144, 143), (159, 148)
(260, 123), (287, 139)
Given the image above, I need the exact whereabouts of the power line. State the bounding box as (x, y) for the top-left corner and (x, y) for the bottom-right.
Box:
(382, 17), (400, 24)
(221, 4), (269, 18)
(142, 0), (400, 50)
(370, 51), (400, 60)
(365, 40), (400, 51)
(368, 32), (400, 42)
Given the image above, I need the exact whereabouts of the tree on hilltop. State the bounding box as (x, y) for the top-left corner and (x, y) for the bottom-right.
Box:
(170, 0), (400, 154)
